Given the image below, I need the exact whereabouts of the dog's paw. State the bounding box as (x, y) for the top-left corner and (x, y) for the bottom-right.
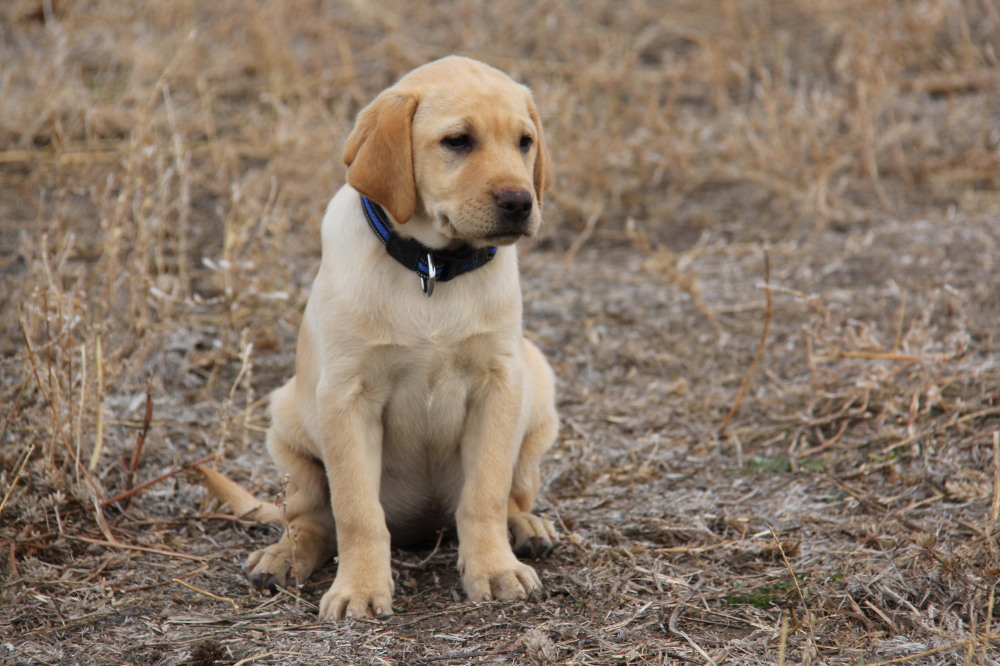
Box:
(462, 555), (542, 602)
(509, 511), (559, 559)
(244, 544), (298, 590)
(319, 576), (394, 621)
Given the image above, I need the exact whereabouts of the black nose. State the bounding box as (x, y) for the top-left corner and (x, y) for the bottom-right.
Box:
(494, 189), (533, 224)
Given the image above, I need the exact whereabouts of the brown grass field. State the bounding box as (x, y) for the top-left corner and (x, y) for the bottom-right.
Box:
(2, 0), (1000, 663)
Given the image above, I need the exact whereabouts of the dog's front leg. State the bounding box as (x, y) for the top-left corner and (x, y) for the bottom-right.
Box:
(317, 379), (394, 620)
(456, 359), (542, 602)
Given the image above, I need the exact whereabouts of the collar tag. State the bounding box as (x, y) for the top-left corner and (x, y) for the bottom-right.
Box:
(419, 253), (437, 297)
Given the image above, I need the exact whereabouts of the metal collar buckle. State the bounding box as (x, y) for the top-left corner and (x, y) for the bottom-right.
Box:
(419, 252), (437, 297)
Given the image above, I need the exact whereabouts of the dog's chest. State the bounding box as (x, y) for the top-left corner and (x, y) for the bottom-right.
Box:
(374, 337), (507, 521)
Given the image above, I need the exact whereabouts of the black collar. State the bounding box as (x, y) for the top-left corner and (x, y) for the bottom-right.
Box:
(360, 194), (497, 297)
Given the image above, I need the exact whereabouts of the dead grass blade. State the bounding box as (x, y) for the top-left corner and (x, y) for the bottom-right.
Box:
(718, 250), (772, 437)
(101, 454), (216, 508)
(172, 578), (239, 612)
(118, 377), (154, 513)
(0, 442), (35, 520)
(65, 534), (205, 562)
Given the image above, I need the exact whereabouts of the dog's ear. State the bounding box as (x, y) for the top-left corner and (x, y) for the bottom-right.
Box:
(528, 100), (553, 206)
(343, 91), (418, 223)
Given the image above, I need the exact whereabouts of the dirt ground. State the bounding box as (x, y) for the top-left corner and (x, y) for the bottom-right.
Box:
(2, 1), (999, 664)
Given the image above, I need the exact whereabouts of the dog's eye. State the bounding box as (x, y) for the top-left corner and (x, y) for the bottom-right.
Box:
(442, 134), (473, 151)
(519, 135), (533, 152)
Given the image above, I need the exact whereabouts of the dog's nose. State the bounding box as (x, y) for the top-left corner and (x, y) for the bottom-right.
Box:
(494, 188), (533, 224)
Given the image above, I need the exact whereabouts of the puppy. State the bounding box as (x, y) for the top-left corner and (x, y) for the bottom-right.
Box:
(204, 56), (559, 621)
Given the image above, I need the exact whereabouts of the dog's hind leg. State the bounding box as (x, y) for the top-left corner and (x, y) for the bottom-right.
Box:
(508, 417), (559, 559)
(244, 387), (337, 590)
(508, 340), (559, 560)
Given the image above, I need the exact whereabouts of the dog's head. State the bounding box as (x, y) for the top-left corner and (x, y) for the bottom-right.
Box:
(343, 56), (552, 248)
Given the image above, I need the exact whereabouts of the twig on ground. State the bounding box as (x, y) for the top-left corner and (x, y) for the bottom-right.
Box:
(172, 578), (239, 612)
(0, 442), (35, 520)
(666, 578), (718, 665)
(718, 250), (772, 437)
(991, 431), (1000, 527)
(119, 377), (154, 513)
(89, 334), (105, 470)
(394, 527), (448, 570)
(65, 534), (205, 562)
(101, 454), (216, 508)
(561, 205), (603, 267)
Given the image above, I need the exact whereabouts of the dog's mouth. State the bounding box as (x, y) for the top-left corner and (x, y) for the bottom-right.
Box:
(435, 209), (535, 248)
(484, 229), (530, 244)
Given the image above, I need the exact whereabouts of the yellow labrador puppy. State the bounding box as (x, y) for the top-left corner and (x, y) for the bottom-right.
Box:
(208, 56), (559, 621)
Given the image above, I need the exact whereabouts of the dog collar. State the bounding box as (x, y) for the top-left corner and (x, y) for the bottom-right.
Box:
(360, 194), (497, 297)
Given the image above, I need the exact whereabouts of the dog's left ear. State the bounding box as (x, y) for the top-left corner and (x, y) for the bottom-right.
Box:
(528, 99), (553, 206)
(343, 91), (419, 223)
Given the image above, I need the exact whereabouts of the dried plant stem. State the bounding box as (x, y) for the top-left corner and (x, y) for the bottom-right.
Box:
(101, 454), (215, 507)
(983, 587), (996, 666)
(667, 578), (718, 665)
(66, 534), (205, 562)
(777, 610), (789, 666)
(74, 343), (86, 481)
(232, 652), (304, 666)
(119, 379), (154, 513)
(561, 205), (602, 267)
(992, 431), (1000, 526)
(834, 350), (960, 362)
(172, 578), (239, 612)
(0, 443), (35, 520)
(718, 250), (772, 437)
(89, 334), (105, 470)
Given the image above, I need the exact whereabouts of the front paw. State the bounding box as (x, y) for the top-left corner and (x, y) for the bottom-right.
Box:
(319, 573), (394, 621)
(461, 554), (542, 602)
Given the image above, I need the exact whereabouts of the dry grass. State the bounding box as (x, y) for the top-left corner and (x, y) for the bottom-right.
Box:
(2, 0), (999, 663)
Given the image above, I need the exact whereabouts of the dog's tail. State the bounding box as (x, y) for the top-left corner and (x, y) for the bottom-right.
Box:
(194, 465), (284, 524)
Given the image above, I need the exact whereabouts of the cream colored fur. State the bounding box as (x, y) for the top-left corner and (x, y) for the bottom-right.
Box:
(209, 56), (559, 621)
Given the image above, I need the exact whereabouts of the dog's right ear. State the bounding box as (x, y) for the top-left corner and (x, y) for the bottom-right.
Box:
(343, 91), (418, 224)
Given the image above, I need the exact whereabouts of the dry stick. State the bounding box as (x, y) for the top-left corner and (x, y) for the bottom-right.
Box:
(89, 334), (105, 470)
(119, 378), (154, 513)
(768, 524), (818, 658)
(834, 350), (960, 362)
(983, 587), (996, 666)
(172, 578), (239, 612)
(395, 527), (448, 570)
(718, 250), (772, 437)
(0, 443), (35, 520)
(66, 534), (205, 562)
(561, 205), (603, 268)
(74, 343), (87, 483)
(101, 454), (215, 507)
(666, 578), (718, 665)
(992, 431), (1000, 526)
(232, 652), (304, 666)
(965, 592), (978, 666)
